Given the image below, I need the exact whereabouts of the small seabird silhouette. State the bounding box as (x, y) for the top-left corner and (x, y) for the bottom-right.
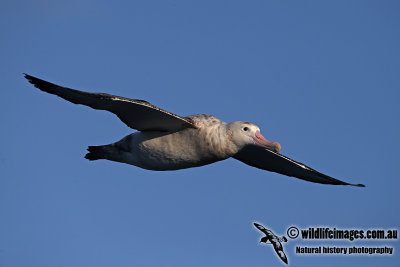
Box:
(254, 222), (288, 264)
(24, 74), (365, 187)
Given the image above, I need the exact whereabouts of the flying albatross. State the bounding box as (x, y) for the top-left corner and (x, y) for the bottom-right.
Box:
(24, 74), (364, 187)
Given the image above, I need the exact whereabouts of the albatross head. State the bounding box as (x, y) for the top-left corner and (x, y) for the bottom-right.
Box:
(228, 121), (281, 153)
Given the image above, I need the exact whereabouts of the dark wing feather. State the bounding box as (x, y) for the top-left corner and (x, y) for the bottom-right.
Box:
(234, 145), (365, 187)
(254, 223), (269, 234)
(273, 245), (288, 264)
(24, 74), (197, 132)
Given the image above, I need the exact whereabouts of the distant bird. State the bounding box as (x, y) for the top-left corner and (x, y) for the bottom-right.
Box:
(254, 223), (289, 264)
(24, 74), (365, 187)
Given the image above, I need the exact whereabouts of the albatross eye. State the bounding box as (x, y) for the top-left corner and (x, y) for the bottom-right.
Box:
(243, 127), (249, 131)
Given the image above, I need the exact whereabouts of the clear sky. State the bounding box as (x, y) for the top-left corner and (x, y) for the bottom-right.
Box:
(1, 0), (399, 266)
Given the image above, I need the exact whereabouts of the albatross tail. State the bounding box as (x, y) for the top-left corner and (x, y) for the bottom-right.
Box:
(85, 145), (109, 161)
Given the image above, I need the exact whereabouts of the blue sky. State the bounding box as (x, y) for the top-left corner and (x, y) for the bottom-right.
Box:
(1, 0), (399, 266)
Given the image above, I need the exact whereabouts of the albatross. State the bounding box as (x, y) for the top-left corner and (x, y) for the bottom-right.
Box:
(24, 74), (364, 187)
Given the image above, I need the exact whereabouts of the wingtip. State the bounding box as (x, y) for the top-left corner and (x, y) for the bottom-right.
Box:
(354, 183), (366, 187)
(345, 182), (365, 187)
(23, 73), (57, 92)
(24, 73), (36, 84)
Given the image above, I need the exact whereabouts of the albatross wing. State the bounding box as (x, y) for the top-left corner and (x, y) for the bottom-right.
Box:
(273, 247), (288, 264)
(24, 74), (197, 132)
(254, 223), (269, 234)
(234, 144), (365, 187)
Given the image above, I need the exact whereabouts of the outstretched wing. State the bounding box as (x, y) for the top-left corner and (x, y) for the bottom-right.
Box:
(273, 244), (289, 264)
(24, 74), (197, 132)
(234, 145), (365, 187)
(254, 222), (269, 234)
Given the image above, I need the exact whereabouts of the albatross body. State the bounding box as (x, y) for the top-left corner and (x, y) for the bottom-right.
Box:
(90, 115), (238, 171)
(24, 74), (364, 187)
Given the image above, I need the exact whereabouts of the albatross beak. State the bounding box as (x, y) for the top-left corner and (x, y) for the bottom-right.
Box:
(253, 130), (281, 153)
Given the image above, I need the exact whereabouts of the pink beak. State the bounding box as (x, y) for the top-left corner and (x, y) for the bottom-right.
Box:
(253, 130), (281, 152)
